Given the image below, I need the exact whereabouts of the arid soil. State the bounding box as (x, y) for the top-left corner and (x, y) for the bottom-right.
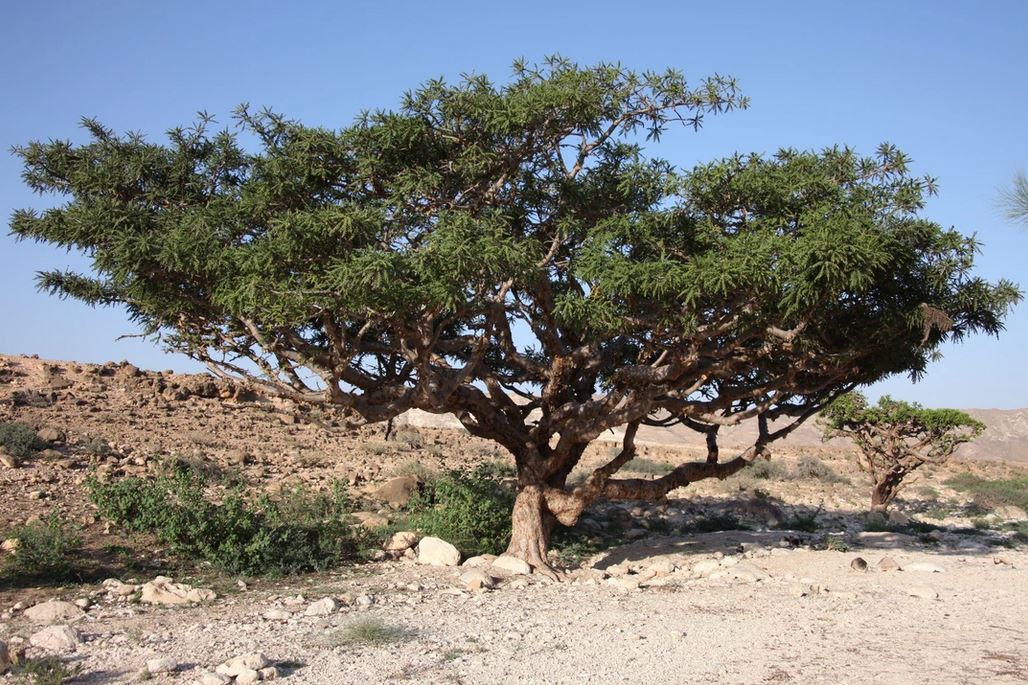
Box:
(1, 353), (1027, 684)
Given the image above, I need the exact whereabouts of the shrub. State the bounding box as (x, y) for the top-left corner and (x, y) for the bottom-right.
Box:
(944, 474), (1028, 512)
(88, 469), (369, 575)
(3, 513), (82, 580)
(401, 465), (515, 556)
(747, 460), (791, 480)
(792, 456), (846, 483)
(14, 656), (80, 685)
(0, 421), (46, 458)
(330, 618), (414, 647)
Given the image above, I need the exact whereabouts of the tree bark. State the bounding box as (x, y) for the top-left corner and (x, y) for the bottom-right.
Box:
(871, 468), (905, 510)
(505, 484), (559, 578)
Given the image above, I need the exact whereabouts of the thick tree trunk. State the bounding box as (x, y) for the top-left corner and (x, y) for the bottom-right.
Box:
(505, 484), (559, 577)
(871, 468), (905, 510)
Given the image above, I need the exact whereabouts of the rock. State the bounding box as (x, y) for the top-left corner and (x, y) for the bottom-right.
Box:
(850, 557), (868, 572)
(225, 449), (251, 466)
(259, 666), (279, 680)
(908, 586), (939, 600)
(383, 531), (420, 552)
(887, 510), (910, 526)
(216, 653), (271, 678)
(352, 511), (389, 529)
(140, 576), (216, 604)
(236, 669), (261, 685)
(24, 600), (85, 624)
(29, 625), (83, 652)
(460, 568), (496, 591)
(647, 558), (677, 575)
(417, 536), (461, 566)
(692, 559), (720, 576)
(0, 640), (9, 674)
(462, 554), (497, 568)
(1, 538), (19, 554)
(146, 657), (178, 674)
(993, 555), (1012, 566)
(375, 476), (420, 507)
(102, 578), (139, 596)
(904, 562), (944, 573)
(262, 609), (292, 621)
(490, 555), (532, 576)
(0, 452), (16, 469)
(878, 556), (901, 571)
(37, 428), (65, 443)
(994, 505), (1027, 520)
(725, 561), (770, 583)
(72, 598), (91, 609)
(198, 673), (232, 685)
(304, 597), (340, 616)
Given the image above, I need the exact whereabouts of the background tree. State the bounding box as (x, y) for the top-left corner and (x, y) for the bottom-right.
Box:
(10, 58), (1020, 574)
(1000, 171), (1028, 226)
(818, 393), (985, 510)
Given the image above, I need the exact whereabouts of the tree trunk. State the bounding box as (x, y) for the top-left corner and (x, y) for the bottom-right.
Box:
(505, 484), (559, 577)
(871, 468), (905, 510)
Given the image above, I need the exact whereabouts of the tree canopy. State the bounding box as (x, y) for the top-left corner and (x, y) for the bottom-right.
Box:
(10, 57), (1020, 570)
(819, 392), (985, 508)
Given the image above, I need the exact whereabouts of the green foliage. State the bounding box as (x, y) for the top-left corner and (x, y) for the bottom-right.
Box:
(792, 456), (846, 483)
(624, 457), (676, 475)
(944, 473), (1028, 512)
(821, 393), (985, 435)
(1000, 171), (1028, 226)
(401, 466), (515, 556)
(825, 536), (850, 552)
(14, 656), (80, 685)
(0, 421), (46, 458)
(686, 513), (751, 533)
(330, 618), (414, 647)
(3, 513), (82, 580)
(87, 469), (368, 575)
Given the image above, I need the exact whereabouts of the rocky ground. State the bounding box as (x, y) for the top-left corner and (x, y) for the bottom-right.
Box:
(1, 353), (1027, 684)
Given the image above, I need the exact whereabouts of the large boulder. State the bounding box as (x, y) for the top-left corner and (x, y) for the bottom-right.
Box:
(216, 653), (272, 678)
(29, 625), (83, 652)
(417, 537), (461, 566)
(383, 531), (420, 552)
(24, 600), (85, 624)
(490, 555), (532, 576)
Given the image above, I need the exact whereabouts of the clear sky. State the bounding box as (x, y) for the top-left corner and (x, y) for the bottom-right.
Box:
(1, 1), (1026, 408)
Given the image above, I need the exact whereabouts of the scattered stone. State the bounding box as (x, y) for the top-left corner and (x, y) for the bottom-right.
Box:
(37, 427), (65, 443)
(216, 653), (271, 678)
(647, 558), (677, 575)
(908, 586), (939, 600)
(490, 555), (532, 576)
(29, 625), (83, 652)
(24, 600), (85, 624)
(1, 538), (19, 554)
(102, 578), (139, 596)
(304, 597), (340, 616)
(383, 531), (420, 552)
(0, 452), (16, 469)
(417, 536), (461, 566)
(258, 666), (279, 680)
(692, 559), (720, 576)
(904, 562), (944, 574)
(140, 576), (216, 605)
(375, 476), (420, 507)
(263, 609), (292, 621)
(993, 555), (1012, 566)
(460, 568), (496, 591)
(73, 598), (91, 609)
(878, 556), (901, 572)
(462, 554), (497, 568)
(146, 657), (177, 674)
(225, 449), (251, 466)
(850, 557), (868, 572)
(236, 669), (261, 684)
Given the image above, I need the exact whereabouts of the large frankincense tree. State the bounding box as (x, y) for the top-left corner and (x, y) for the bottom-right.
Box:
(11, 58), (1020, 574)
(819, 393), (985, 510)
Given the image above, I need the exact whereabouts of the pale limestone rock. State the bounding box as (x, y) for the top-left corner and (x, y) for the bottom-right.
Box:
(24, 600), (85, 624)
(417, 537), (461, 566)
(29, 625), (82, 652)
(490, 555), (532, 576)
(383, 531), (420, 552)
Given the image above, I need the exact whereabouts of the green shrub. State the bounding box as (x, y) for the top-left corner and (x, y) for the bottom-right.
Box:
(3, 513), (82, 580)
(401, 465), (515, 556)
(0, 421), (46, 458)
(747, 460), (791, 480)
(88, 469), (369, 575)
(624, 457), (675, 475)
(944, 474), (1028, 512)
(331, 618), (414, 647)
(14, 656), (80, 685)
(791, 456), (846, 483)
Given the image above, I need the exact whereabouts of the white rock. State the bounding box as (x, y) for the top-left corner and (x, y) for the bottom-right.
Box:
(383, 531), (420, 551)
(304, 597), (339, 616)
(462, 554), (497, 568)
(263, 609), (292, 621)
(726, 561), (771, 583)
(236, 668), (261, 685)
(490, 555), (532, 576)
(25, 600), (85, 625)
(140, 576), (216, 604)
(692, 559), (720, 576)
(29, 625), (83, 652)
(908, 586), (939, 600)
(258, 666), (279, 680)
(647, 558), (677, 575)
(416, 537), (461, 566)
(146, 657), (177, 674)
(216, 652), (271, 677)
(102, 578), (139, 596)
(904, 562), (944, 573)
(198, 673), (231, 685)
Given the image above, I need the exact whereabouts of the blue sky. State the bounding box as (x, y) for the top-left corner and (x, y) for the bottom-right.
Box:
(1, 1), (1026, 408)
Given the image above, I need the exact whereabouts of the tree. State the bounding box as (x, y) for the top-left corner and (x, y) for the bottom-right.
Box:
(1000, 171), (1028, 226)
(10, 57), (1020, 575)
(818, 393), (985, 510)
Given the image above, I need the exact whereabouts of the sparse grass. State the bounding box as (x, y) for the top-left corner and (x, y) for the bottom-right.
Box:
(792, 456), (848, 483)
(825, 536), (850, 552)
(0, 421), (45, 458)
(686, 513), (751, 533)
(331, 618), (414, 647)
(915, 485), (941, 500)
(624, 457), (675, 475)
(390, 459), (437, 481)
(2, 513), (82, 581)
(14, 656), (80, 685)
(944, 474), (1028, 512)
(747, 459), (791, 480)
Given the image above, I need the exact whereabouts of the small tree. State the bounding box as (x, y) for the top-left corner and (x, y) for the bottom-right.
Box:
(10, 58), (1019, 574)
(819, 393), (985, 510)
(1000, 171), (1028, 226)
